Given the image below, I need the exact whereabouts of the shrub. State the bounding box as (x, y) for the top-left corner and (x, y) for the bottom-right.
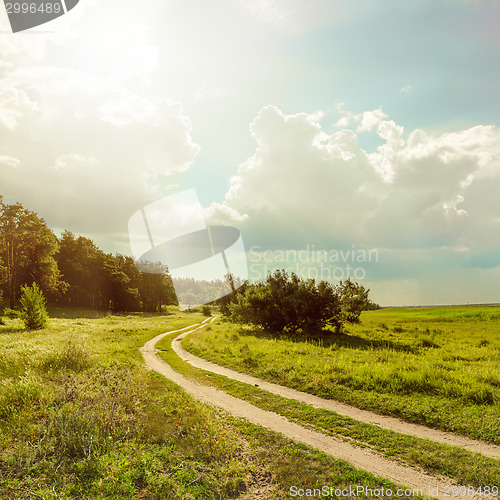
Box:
(3, 307), (20, 319)
(19, 282), (48, 330)
(215, 275), (249, 317)
(201, 305), (212, 316)
(336, 278), (370, 323)
(230, 270), (343, 334)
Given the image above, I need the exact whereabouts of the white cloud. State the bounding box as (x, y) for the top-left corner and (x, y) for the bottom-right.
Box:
(335, 106), (389, 134)
(0, 87), (39, 128)
(334, 103), (360, 128)
(205, 201), (249, 224)
(307, 110), (326, 123)
(209, 106), (500, 267)
(356, 109), (388, 133)
(97, 90), (156, 126)
(54, 153), (98, 170)
(0, 65), (200, 235)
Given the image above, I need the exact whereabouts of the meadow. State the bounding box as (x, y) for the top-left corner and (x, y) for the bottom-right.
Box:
(0, 306), (413, 499)
(183, 305), (500, 444)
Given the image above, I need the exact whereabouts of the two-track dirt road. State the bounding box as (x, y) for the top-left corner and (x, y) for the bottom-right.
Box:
(140, 318), (498, 500)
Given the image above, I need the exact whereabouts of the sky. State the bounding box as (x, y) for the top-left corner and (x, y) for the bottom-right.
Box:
(1, 0), (500, 306)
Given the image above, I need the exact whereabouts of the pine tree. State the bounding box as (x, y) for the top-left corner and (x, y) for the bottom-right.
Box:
(19, 282), (48, 330)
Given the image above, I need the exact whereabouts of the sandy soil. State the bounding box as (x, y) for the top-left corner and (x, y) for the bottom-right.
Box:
(140, 319), (496, 500)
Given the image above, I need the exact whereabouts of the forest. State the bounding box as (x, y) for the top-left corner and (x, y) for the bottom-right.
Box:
(0, 197), (177, 312)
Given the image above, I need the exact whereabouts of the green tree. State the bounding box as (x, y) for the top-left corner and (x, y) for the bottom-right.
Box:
(230, 270), (343, 334)
(0, 200), (65, 307)
(336, 278), (370, 323)
(214, 275), (248, 317)
(19, 282), (48, 330)
(1, 198), (177, 313)
(137, 261), (177, 312)
(55, 231), (96, 307)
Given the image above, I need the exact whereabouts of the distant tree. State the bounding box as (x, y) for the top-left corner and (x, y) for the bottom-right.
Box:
(113, 254), (142, 311)
(19, 282), (48, 330)
(56, 233), (177, 312)
(180, 290), (197, 310)
(99, 254), (135, 311)
(336, 278), (370, 323)
(0, 198), (178, 314)
(0, 256), (4, 304)
(366, 300), (382, 310)
(172, 277), (231, 304)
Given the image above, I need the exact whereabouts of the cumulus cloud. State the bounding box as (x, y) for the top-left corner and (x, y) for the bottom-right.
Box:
(357, 109), (388, 133)
(0, 65), (200, 235)
(208, 105), (500, 279)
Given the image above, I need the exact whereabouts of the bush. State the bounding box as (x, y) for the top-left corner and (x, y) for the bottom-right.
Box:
(3, 307), (20, 319)
(230, 270), (343, 334)
(336, 278), (370, 323)
(19, 282), (48, 330)
(215, 275), (249, 317)
(201, 305), (212, 316)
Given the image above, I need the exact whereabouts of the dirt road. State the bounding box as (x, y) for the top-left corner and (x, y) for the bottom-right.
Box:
(173, 325), (500, 460)
(140, 319), (495, 500)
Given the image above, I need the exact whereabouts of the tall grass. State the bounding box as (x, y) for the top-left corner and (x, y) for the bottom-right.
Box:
(183, 306), (500, 443)
(0, 310), (411, 499)
(0, 312), (253, 498)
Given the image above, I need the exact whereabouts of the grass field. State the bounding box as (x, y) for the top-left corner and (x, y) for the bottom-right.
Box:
(182, 306), (500, 445)
(158, 325), (500, 489)
(0, 306), (415, 499)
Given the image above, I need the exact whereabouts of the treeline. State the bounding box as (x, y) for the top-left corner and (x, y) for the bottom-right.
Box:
(0, 198), (176, 312)
(172, 275), (246, 309)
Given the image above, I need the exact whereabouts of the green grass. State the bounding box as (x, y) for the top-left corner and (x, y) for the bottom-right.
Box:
(156, 327), (500, 489)
(182, 306), (500, 445)
(0, 307), (416, 499)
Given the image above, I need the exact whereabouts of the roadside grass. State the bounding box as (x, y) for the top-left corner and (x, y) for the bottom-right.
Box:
(0, 308), (415, 499)
(157, 328), (500, 489)
(182, 306), (500, 445)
